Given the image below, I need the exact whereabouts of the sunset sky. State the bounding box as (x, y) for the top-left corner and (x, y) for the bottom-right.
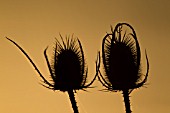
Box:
(0, 0), (170, 113)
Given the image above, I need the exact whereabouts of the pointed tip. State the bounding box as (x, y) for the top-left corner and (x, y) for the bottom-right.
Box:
(59, 33), (63, 39)
(58, 32), (62, 36)
(5, 37), (15, 43)
(110, 25), (114, 33)
(44, 46), (49, 53)
(5, 36), (10, 40)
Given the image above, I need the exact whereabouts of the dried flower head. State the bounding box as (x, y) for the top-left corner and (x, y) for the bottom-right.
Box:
(48, 35), (96, 91)
(98, 23), (149, 92)
(6, 35), (96, 92)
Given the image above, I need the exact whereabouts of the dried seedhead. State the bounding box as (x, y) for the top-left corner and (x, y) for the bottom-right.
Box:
(6, 35), (97, 92)
(98, 23), (149, 92)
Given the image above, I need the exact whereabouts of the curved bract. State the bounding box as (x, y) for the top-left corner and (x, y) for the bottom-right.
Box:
(98, 23), (149, 92)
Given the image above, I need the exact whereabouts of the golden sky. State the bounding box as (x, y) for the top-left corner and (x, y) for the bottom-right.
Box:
(0, 0), (170, 113)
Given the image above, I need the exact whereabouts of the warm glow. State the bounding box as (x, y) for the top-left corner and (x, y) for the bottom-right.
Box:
(0, 1), (170, 113)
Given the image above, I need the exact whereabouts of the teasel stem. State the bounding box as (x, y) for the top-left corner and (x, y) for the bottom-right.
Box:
(68, 90), (79, 113)
(123, 90), (131, 113)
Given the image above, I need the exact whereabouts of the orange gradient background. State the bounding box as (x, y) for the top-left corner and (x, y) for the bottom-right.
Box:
(0, 1), (170, 113)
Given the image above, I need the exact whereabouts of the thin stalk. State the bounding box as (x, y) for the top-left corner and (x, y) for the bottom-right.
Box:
(123, 90), (132, 113)
(68, 90), (79, 113)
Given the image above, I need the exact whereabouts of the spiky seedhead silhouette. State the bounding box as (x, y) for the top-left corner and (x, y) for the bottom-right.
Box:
(6, 35), (98, 113)
(98, 23), (149, 91)
(97, 23), (149, 113)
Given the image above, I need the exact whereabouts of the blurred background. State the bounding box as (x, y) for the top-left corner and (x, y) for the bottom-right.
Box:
(0, 0), (170, 113)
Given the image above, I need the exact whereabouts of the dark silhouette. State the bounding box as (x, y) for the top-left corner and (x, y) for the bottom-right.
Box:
(97, 23), (149, 113)
(6, 35), (98, 113)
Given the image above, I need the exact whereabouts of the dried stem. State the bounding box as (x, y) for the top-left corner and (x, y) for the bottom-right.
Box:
(68, 90), (79, 113)
(123, 90), (132, 113)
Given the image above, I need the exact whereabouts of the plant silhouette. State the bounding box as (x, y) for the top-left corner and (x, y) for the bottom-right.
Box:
(97, 23), (149, 113)
(6, 35), (98, 113)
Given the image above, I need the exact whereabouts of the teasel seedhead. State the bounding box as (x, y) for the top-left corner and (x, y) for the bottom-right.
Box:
(6, 35), (97, 92)
(98, 23), (149, 93)
(49, 35), (97, 92)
